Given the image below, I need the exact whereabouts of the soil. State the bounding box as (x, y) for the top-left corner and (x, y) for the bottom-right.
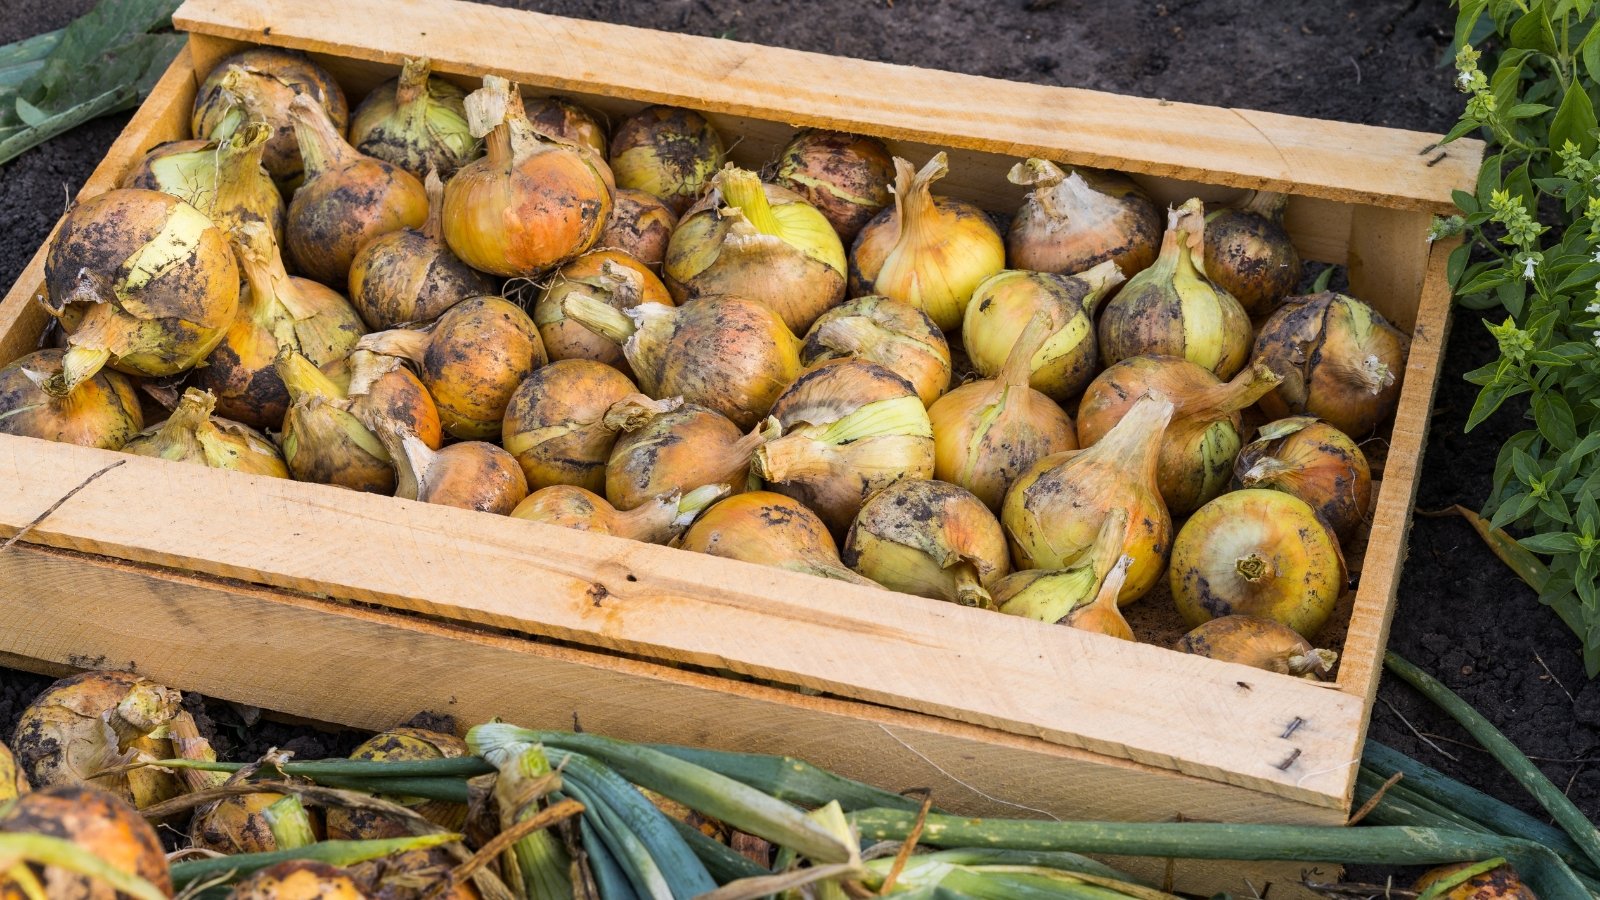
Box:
(1, 0), (1592, 887)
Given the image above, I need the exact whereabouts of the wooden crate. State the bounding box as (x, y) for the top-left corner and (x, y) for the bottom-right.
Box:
(0, 0), (1480, 893)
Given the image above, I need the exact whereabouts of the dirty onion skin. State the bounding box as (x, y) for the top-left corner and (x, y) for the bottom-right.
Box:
(1170, 488), (1346, 638)
(597, 189), (679, 272)
(1413, 862), (1537, 900)
(801, 295), (951, 407)
(349, 57), (479, 181)
(842, 479), (1011, 608)
(606, 404), (775, 511)
(1202, 191), (1302, 316)
(349, 170), (495, 331)
(41, 188), (239, 392)
(1005, 158), (1163, 279)
(0, 785), (173, 900)
(122, 388), (289, 478)
(513, 483), (728, 544)
(608, 105), (726, 215)
(962, 261), (1124, 405)
(523, 95), (609, 157)
(1175, 615), (1337, 680)
(0, 742), (26, 800)
(122, 121), (285, 244)
(231, 860), (367, 900)
(678, 491), (877, 586)
(774, 129), (896, 243)
(382, 425), (528, 515)
(190, 48), (348, 185)
(1235, 415), (1372, 541)
(534, 249), (674, 377)
(0, 349), (142, 449)
(502, 359), (679, 492)
(190, 792), (317, 855)
(1252, 290), (1410, 437)
(326, 728), (469, 840)
(994, 508), (1126, 625)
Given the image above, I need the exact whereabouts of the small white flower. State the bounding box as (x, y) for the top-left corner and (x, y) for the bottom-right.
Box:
(1593, 249), (1600, 263)
(1457, 70), (1473, 88)
(1522, 255), (1540, 280)
(1587, 302), (1600, 314)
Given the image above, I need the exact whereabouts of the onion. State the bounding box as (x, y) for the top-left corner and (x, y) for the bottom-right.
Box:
(850, 152), (1005, 332)
(928, 311), (1078, 512)
(0, 785), (172, 900)
(995, 508), (1125, 623)
(1413, 862), (1535, 900)
(1060, 555), (1136, 640)
(41, 189), (239, 391)
(444, 76), (613, 277)
(800, 295), (950, 406)
(606, 404), (776, 511)
(0, 742), (26, 800)
(1175, 615), (1337, 680)
(1077, 357), (1280, 516)
(678, 491), (878, 586)
(503, 359), (678, 492)
(534, 249), (673, 377)
(122, 388), (289, 477)
(753, 360), (935, 534)
(525, 95), (609, 158)
(1005, 158), (1163, 278)
(350, 57), (478, 180)
(560, 296), (801, 429)
(1170, 488), (1346, 637)
(1235, 416), (1372, 541)
(1002, 394), (1173, 603)
(513, 483), (728, 545)
(608, 105), (726, 215)
(231, 860), (367, 900)
(1252, 291), (1410, 437)
(325, 728), (469, 840)
(841, 479), (1010, 608)
(348, 171), (495, 331)
(373, 425), (527, 514)
(190, 792), (313, 854)
(191, 48), (348, 185)
(359, 296), (546, 440)
(664, 166), (847, 333)
(1203, 191), (1302, 316)
(773, 129), (895, 242)
(0, 349), (142, 449)
(324, 349), (446, 450)
(961, 260), (1124, 403)
(352, 849), (476, 900)
(122, 122), (285, 243)
(1098, 198), (1251, 378)
(597, 188), (678, 271)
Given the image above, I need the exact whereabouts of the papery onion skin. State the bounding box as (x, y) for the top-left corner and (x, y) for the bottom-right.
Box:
(597, 188), (679, 272)
(678, 491), (878, 586)
(503, 359), (657, 492)
(393, 434), (528, 515)
(122, 388), (290, 478)
(525, 95), (609, 158)
(1006, 159), (1163, 278)
(774, 129), (895, 242)
(534, 249), (673, 377)
(122, 123), (285, 244)
(801, 295), (951, 406)
(512, 483), (725, 545)
(1175, 615), (1337, 680)
(608, 105), (726, 215)
(349, 171), (496, 331)
(350, 57), (479, 181)
(1235, 416), (1371, 542)
(0, 784), (173, 900)
(0, 350), (142, 449)
(1412, 862), (1536, 900)
(1252, 291), (1410, 438)
(606, 404), (771, 511)
(994, 510), (1125, 625)
(276, 350), (397, 493)
(326, 728), (469, 840)
(1202, 191), (1302, 316)
(189, 792), (301, 855)
(191, 48), (348, 185)
(961, 261), (1124, 404)
(350, 847), (479, 900)
(323, 350), (445, 452)
(841, 479), (1010, 608)
(231, 860), (367, 900)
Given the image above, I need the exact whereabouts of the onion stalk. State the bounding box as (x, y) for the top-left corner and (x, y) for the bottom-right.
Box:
(190, 49), (348, 186)
(350, 57), (479, 180)
(605, 405), (775, 511)
(513, 483), (728, 544)
(534, 248), (674, 377)
(121, 122), (285, 243)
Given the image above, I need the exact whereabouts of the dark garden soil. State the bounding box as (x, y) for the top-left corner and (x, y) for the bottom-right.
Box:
(1, 0), (1592, 884)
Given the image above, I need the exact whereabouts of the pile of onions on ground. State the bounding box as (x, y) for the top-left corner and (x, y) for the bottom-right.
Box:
(2, 44), (1415, 680)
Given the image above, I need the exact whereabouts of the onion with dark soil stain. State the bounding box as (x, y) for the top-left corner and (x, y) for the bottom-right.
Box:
(773, 129), (895, 243)
(190, 48), (348, 186)
(349, 57), (479, 181)
(503, 359), (678, 493)
(801, 295), (950, 407)
(325, 727), (470, 841)
(608, 105), (726, 215)
(0, 784), (172, 900)
(122, 122), (285, 244)
(349, 171), (495, 331)
(961, 261), (1124, 404)
(384, 427), (529, 515)
(1252, 290), (1409, 438)
(230, 860), (367, 900)
(597, 188), (679, 272)
(605, 403), (775, 511)
(535, 248), (673, 377)
(842, 479), (1010, 608)
(0, 349), (142, 450)
(1234, 415), (1371, 542)
(1006, 158), (1163, 279)
(1202, 190), (1301, 316)
(1175, 615), (1336, 680)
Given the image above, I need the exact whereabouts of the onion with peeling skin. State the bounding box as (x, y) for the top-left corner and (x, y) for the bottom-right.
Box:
(678, 491), (878, 587)
(773, 129), (895, 243)
(349, 57), (479, 181)
(1005, 158), (1163, 278)
(190, 48), (348, 186)
(605, 404), (776, 511)
(1175, 615), (1337, 680)
(1251, 291), (1410, 438)
(513, 483), (728, 545)
(122, 122), (285, 244)
(994, 509), (1127, 625)
(0, 349), (142, 450)
(1235, 415), (1372, 541)
(524, 95), (609, 158)
(503, 359), (679, 493)
(122, 388), (289, 478)
(842, 479), (1010, 608)
(801, 296), (950, 407)
(534, 249), (673, 378)
(961, 261), (1124, 404)
(597, 189), (678, 272)
(348, 171), (495, 331)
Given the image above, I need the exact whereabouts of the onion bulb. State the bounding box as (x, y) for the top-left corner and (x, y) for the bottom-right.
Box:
(350, 57), (478, 181)
(190, 792), (315, 855)
(324, 349), (446, 450)
(122, 122), (285, 243)
(524, 95), (608, 157)
(1098, 198), (1251, 378)
(1252, 291), (1410, 437)
(1077, 357), (1280, 516)
(231, 860), (367, 900)
(608, 105), (725, 215)
(534, 249), (673, 377)
(841, 479), (1010, 608)
(1413, 863), (1536, 900)
(1203, 191), (1301, 316)
(1175, 615), (1337, 680)
(0, 742), (26, 800)
(348, 171), (495, 331)
(443, 76), (612, 277)
(513, 483), (728, 544)
(665, 166), (847, 333)
(753, 360), (935, 534)
(850, 152), (1005, 331)
(1235, 416), (1372, 541)
(195, 221), (365, 429)
(1060, 555), (1136, 640)
(928, 310), (1078, 512)
(1170, 488), (1346, 637)
(383, 427), (528, 514)
(503, 359), (678, 492)
(1005, 158), (1163, 278)
(123, 388), (289, 477)
(1002, 394), (1173, 603)
(0, 349), (142, 449)
(678, 491), (878, 586)
(606, 405), (777, 511)
(774, 129), (895, 242)
(285, 94), (429, 286)
(561, 295), (801, 429)
(359, 296), (546, 440)
(961, 260), (1124, 403)
(994, 509), (1126, 625)
(326, 728), (469, 840)
(801, 295), (950, 406)
(598, 188), (678, 271)
(0, 785), (172, 900)
(191, 48), (348, 185)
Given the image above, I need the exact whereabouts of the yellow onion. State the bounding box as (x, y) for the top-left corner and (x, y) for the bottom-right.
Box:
(359, 296), (546, 440)
(0, 785), (171, 900)
(1236, 416), (1371, 542)
(0, 349), (142, 449)
(195, 222), (365, 429)
(0, 742), (26, 801)
(678, 490), (878, 586)
(928, 311), (1077, 512)
(513, 483), (728, 544)
(774, 129), (895, 242)
(995, 510), (1127, 625)
(841, 479), (1010, 608)
(379, 427), (528, 514)
(1006, 158), (1163, 278)
(231, 860), (367, 900)
(1414, 862), (1536, 900)
(1077, 357), (1281, 516)
(1098, 198), (1251, 378)
(285, 95), (429, 286)
(961, 260), (1124, 403)
(122, 122), (285, 243)
(324, 349), (446, 449)
(352, 848), (478, 900)
(606, 404), (776, 511)
(503, 359), (677, 492)
(1170, 488), (1346, 637)
(534, 248), (673, 376)
(525, 94), (609, 158)
(122, 387), (289, 477)
(561, 295), (801, 429)
(850, 153), (1005, 331)
(190, 792), (319, 855)
(597, 188), (678, 272)
(801, 295), (950, 406)
(1002, 394), (1173, 603)
(443, 76), (612, 277)
(1061, 554), (1136, 640)
(191, 48), (348, 185)
(326, 728), (469, 840)
(350, 57), (478, 180)
(1203, 191), (1301, 316)
(1252, 291), (1410, 437)
(348, 171), (495, 330)
(753, 360), (935, 534)
(608, 105), (725, 215)
(41, 189), (239, 390)
(1175, 615), (1337, 680)
(664, 167), (846, 333)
